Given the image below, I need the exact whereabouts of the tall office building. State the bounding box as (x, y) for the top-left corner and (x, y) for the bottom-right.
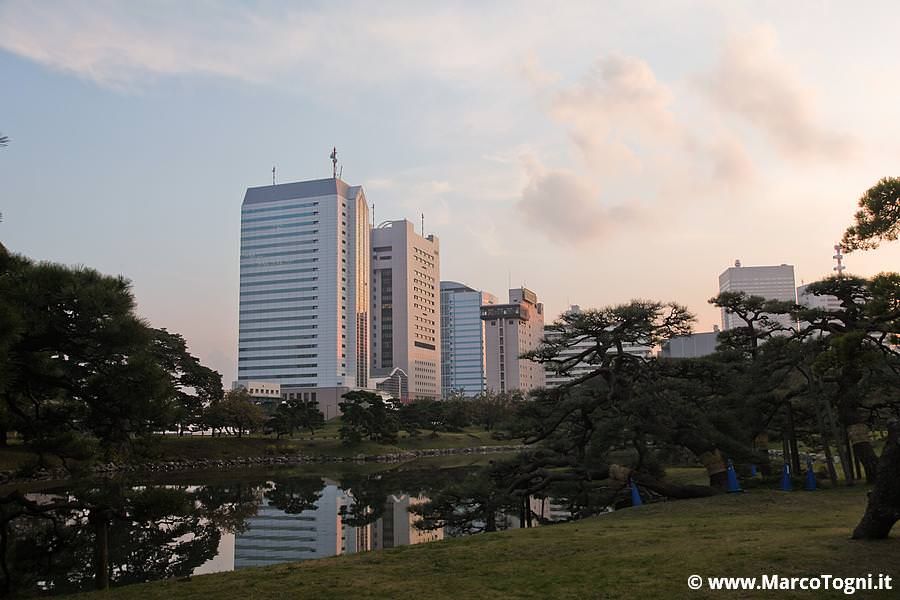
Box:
(371, 220), (441, 400)
(481, 288), (545, 394)
(440, 281), (497, 398)
(238, 178), (370, 394)
(718, 261), (796, 330)
(543, 305), (652, 387)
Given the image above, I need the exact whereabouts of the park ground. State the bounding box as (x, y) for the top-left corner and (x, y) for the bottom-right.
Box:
(70, 476), (897, 600)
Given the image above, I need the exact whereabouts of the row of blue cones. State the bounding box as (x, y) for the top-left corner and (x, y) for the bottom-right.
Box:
(630, 457), (818, 506)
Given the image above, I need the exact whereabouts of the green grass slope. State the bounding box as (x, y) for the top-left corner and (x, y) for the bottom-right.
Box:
(72, 487), (897, 599)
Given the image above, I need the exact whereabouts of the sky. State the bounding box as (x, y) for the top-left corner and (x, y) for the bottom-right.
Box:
(1, 0), (898, 384)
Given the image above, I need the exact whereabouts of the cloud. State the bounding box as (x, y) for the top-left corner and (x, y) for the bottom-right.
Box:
(516, 158), (639, 245)
(536, 54), (680, 176)
(0, 2), (574, 91)
(698, 25), (859, 160)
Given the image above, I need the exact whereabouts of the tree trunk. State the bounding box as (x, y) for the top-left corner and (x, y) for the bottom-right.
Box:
(786, 404), (802, 475)
(848, 423), (880, 483)
(852, 421), (900, 539)
(485, 510), (497, 533)
(90, 511), (110, 590)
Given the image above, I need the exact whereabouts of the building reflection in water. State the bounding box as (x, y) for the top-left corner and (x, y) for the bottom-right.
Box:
(233, 480), (443, 569)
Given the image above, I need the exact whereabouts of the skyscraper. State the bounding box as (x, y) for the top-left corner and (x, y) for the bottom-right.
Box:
(440, 281), (497, 398)
(370, 220), (441, 400)
(238, 178), (370, 394)
(481, 287), (545, 394)
(718, 261), (796, 330)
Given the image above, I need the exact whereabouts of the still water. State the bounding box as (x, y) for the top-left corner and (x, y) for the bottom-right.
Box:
(3, 458), (566, 597)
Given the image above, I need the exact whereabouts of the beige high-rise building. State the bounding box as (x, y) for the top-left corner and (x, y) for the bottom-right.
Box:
(371, 220), (441, 400)
(718, 261), (796, 331)
(482, 288), (545, 394)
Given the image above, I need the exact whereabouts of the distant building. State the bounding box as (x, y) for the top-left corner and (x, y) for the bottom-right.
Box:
(482, 288), (545, 394)
(371, 220), (441, 400)
(232, 381), (282, 410)
(543, 305), (652, 388)
(237, 177), (370, 394)
(660, 331), (719, 359)
(440, 281), (497, 398)
(718, 261), (796, 331)
(371, 368), (409, 401)
(797, 283), (842, 312)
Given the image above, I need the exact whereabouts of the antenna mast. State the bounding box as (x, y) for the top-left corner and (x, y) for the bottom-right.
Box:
(833, 244), (846, 278)
(421, 213), (425, 236)
(272, 165), (276, 185)
(330, 147), (338, 179)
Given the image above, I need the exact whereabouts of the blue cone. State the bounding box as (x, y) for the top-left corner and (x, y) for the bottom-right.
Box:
(726, 459), (743, 493)
(804, 457), (817, 491)
(750, 464), (758, 477)
(780, 463), (793, 491)
(630, 480), (643, 507)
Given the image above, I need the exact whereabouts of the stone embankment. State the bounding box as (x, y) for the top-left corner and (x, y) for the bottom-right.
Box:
(0, 444), (526, 485)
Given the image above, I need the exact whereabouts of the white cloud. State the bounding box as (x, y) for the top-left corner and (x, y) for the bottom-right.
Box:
(697, 25), (859, 161)
(516, 157), (640, 245)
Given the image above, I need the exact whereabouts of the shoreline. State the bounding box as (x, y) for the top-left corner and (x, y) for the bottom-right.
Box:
(0, 443), (526, 487)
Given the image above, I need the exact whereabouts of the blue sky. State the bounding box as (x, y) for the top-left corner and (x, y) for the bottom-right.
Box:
(2, 1), (899, 383)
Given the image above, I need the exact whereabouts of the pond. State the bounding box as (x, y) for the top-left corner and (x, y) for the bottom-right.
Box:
(2, 457), (569, 597)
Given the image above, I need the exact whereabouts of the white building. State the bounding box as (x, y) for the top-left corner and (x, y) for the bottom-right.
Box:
(440, 281), (497, 398)
(543, 305), (652, 388)
(371, 220), (441, 401)
(797, 283), (842, 312)
(237, 177), (370, 396)
(482, 288), (545, 394)
(718, 261), (796, 331)
(231, 381), (281, 409)
(659, 331), (720, 359)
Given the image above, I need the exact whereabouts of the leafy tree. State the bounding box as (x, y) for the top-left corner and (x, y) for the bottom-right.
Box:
(151, 329), (223, 436)
(471, 390), (522, 432)
(207, 389), (266, 438)
(266, 398), (324, 438)
(338, 391), (398, 444)
(0, 249), (223, 462)
(513, 300), (753, 498)
(842, 176), (900, 251)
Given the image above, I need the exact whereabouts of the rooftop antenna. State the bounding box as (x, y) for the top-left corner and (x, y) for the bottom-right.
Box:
(833, 243), (846, 278)
(339, 164), (343, 179)
(330, 147), (338, 179)
(272, 165), (276, 186)
(371, 203), (375, 225)
(421, 212), (425, 236)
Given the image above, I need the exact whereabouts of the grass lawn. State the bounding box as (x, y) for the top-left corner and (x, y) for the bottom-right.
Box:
(70, 486), (897, 600)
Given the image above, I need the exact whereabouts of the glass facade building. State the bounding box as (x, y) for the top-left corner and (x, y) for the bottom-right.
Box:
(238, 178), (369, 388)
(439, 281), (496, 397)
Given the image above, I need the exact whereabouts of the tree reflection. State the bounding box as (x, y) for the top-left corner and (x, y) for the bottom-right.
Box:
(0, 478), (262, 597)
